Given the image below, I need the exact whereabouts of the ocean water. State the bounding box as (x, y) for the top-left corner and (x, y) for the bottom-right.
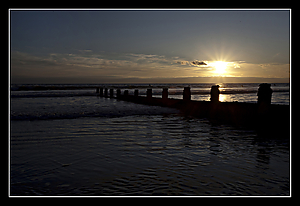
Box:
(10, 83), (290, 105)
(10, 83), (290, 196)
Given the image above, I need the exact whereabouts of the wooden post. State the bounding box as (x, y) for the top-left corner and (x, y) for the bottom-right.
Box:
(257, 83), (273, 136)
(162, 88), (168, 100)
(257, 83), (273, 106)
(100, 88), (103, 97)
(257, 83), (273, 115)
(210, 85), (220, 103)
(116, 89), (121, 98)
(104, 88), (108, 97)
(147, 89), (152, 99)
(183, 87), (191, 101)
(124, 90), (129, 96)
(110, 89), (114, 98)
(134, 89), (139, 97)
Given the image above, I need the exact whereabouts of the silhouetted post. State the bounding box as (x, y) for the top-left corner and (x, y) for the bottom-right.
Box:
(104, 88), (108, 97)
(162, 88), (168, 100)
(134, 89), (139, 97)
(100, 88), (103, 97)
(257, 83), (273, 106)
(257, 83), (273, 135)
(147, 89), (152, 99)
(124, 90), (129, 96)
(96, 88), (99, 93)
(116, 89), (121, 98)
(110, 89), (114, 98)
(210, 85), (220, 103)
(183, 87), (191, 101)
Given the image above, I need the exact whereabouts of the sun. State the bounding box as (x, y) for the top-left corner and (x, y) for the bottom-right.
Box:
(212, 61), (228, 75)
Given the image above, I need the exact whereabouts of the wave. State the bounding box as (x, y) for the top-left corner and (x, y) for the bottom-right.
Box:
(11, 84), (98, 91)
(11, 110), (179, 121)
(11, 111), (119, 121)
(10, 102), (179, 121)
(10, 92), (97, 99)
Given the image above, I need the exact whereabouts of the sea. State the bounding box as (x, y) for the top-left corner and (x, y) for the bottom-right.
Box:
(10, 83), (290, 196)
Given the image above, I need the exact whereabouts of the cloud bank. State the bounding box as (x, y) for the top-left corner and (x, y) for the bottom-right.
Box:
(11, 50), (289, 84)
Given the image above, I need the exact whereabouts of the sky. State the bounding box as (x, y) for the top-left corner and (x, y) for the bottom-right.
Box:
(10, 9), (290, 84)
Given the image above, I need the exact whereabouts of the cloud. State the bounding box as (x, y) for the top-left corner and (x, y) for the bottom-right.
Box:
(191, 60), (207, 66)
(78, 49), (93, 53)
(176, 61), (189, 65)
(11, 51), (176, 81)
(125, 53), (167, 64)
(12, 51), (165, 68)
(176, 60), (208, 67)
(12, 50), (289, 84)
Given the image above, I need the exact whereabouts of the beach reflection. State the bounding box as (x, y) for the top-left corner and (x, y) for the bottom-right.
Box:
(11, 111), (290, 196)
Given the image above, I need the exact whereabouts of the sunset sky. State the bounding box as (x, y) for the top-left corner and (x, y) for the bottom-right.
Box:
(10, 9), (290, 84)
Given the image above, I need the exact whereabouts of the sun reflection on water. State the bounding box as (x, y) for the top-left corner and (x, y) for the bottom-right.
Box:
(219, 94), (230, 102)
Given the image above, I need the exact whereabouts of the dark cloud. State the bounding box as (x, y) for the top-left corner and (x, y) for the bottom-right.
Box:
(191, 60), (207, 66)
(176, 60), (207, 66)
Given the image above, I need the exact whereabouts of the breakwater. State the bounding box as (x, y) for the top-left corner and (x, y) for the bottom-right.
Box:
(96, 84), (289, 138)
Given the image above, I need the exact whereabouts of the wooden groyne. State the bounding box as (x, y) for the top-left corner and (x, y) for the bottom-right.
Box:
(96, 84), (290, 138)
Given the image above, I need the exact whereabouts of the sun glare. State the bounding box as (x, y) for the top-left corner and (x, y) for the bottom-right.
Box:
(212, 61), (228, 75)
